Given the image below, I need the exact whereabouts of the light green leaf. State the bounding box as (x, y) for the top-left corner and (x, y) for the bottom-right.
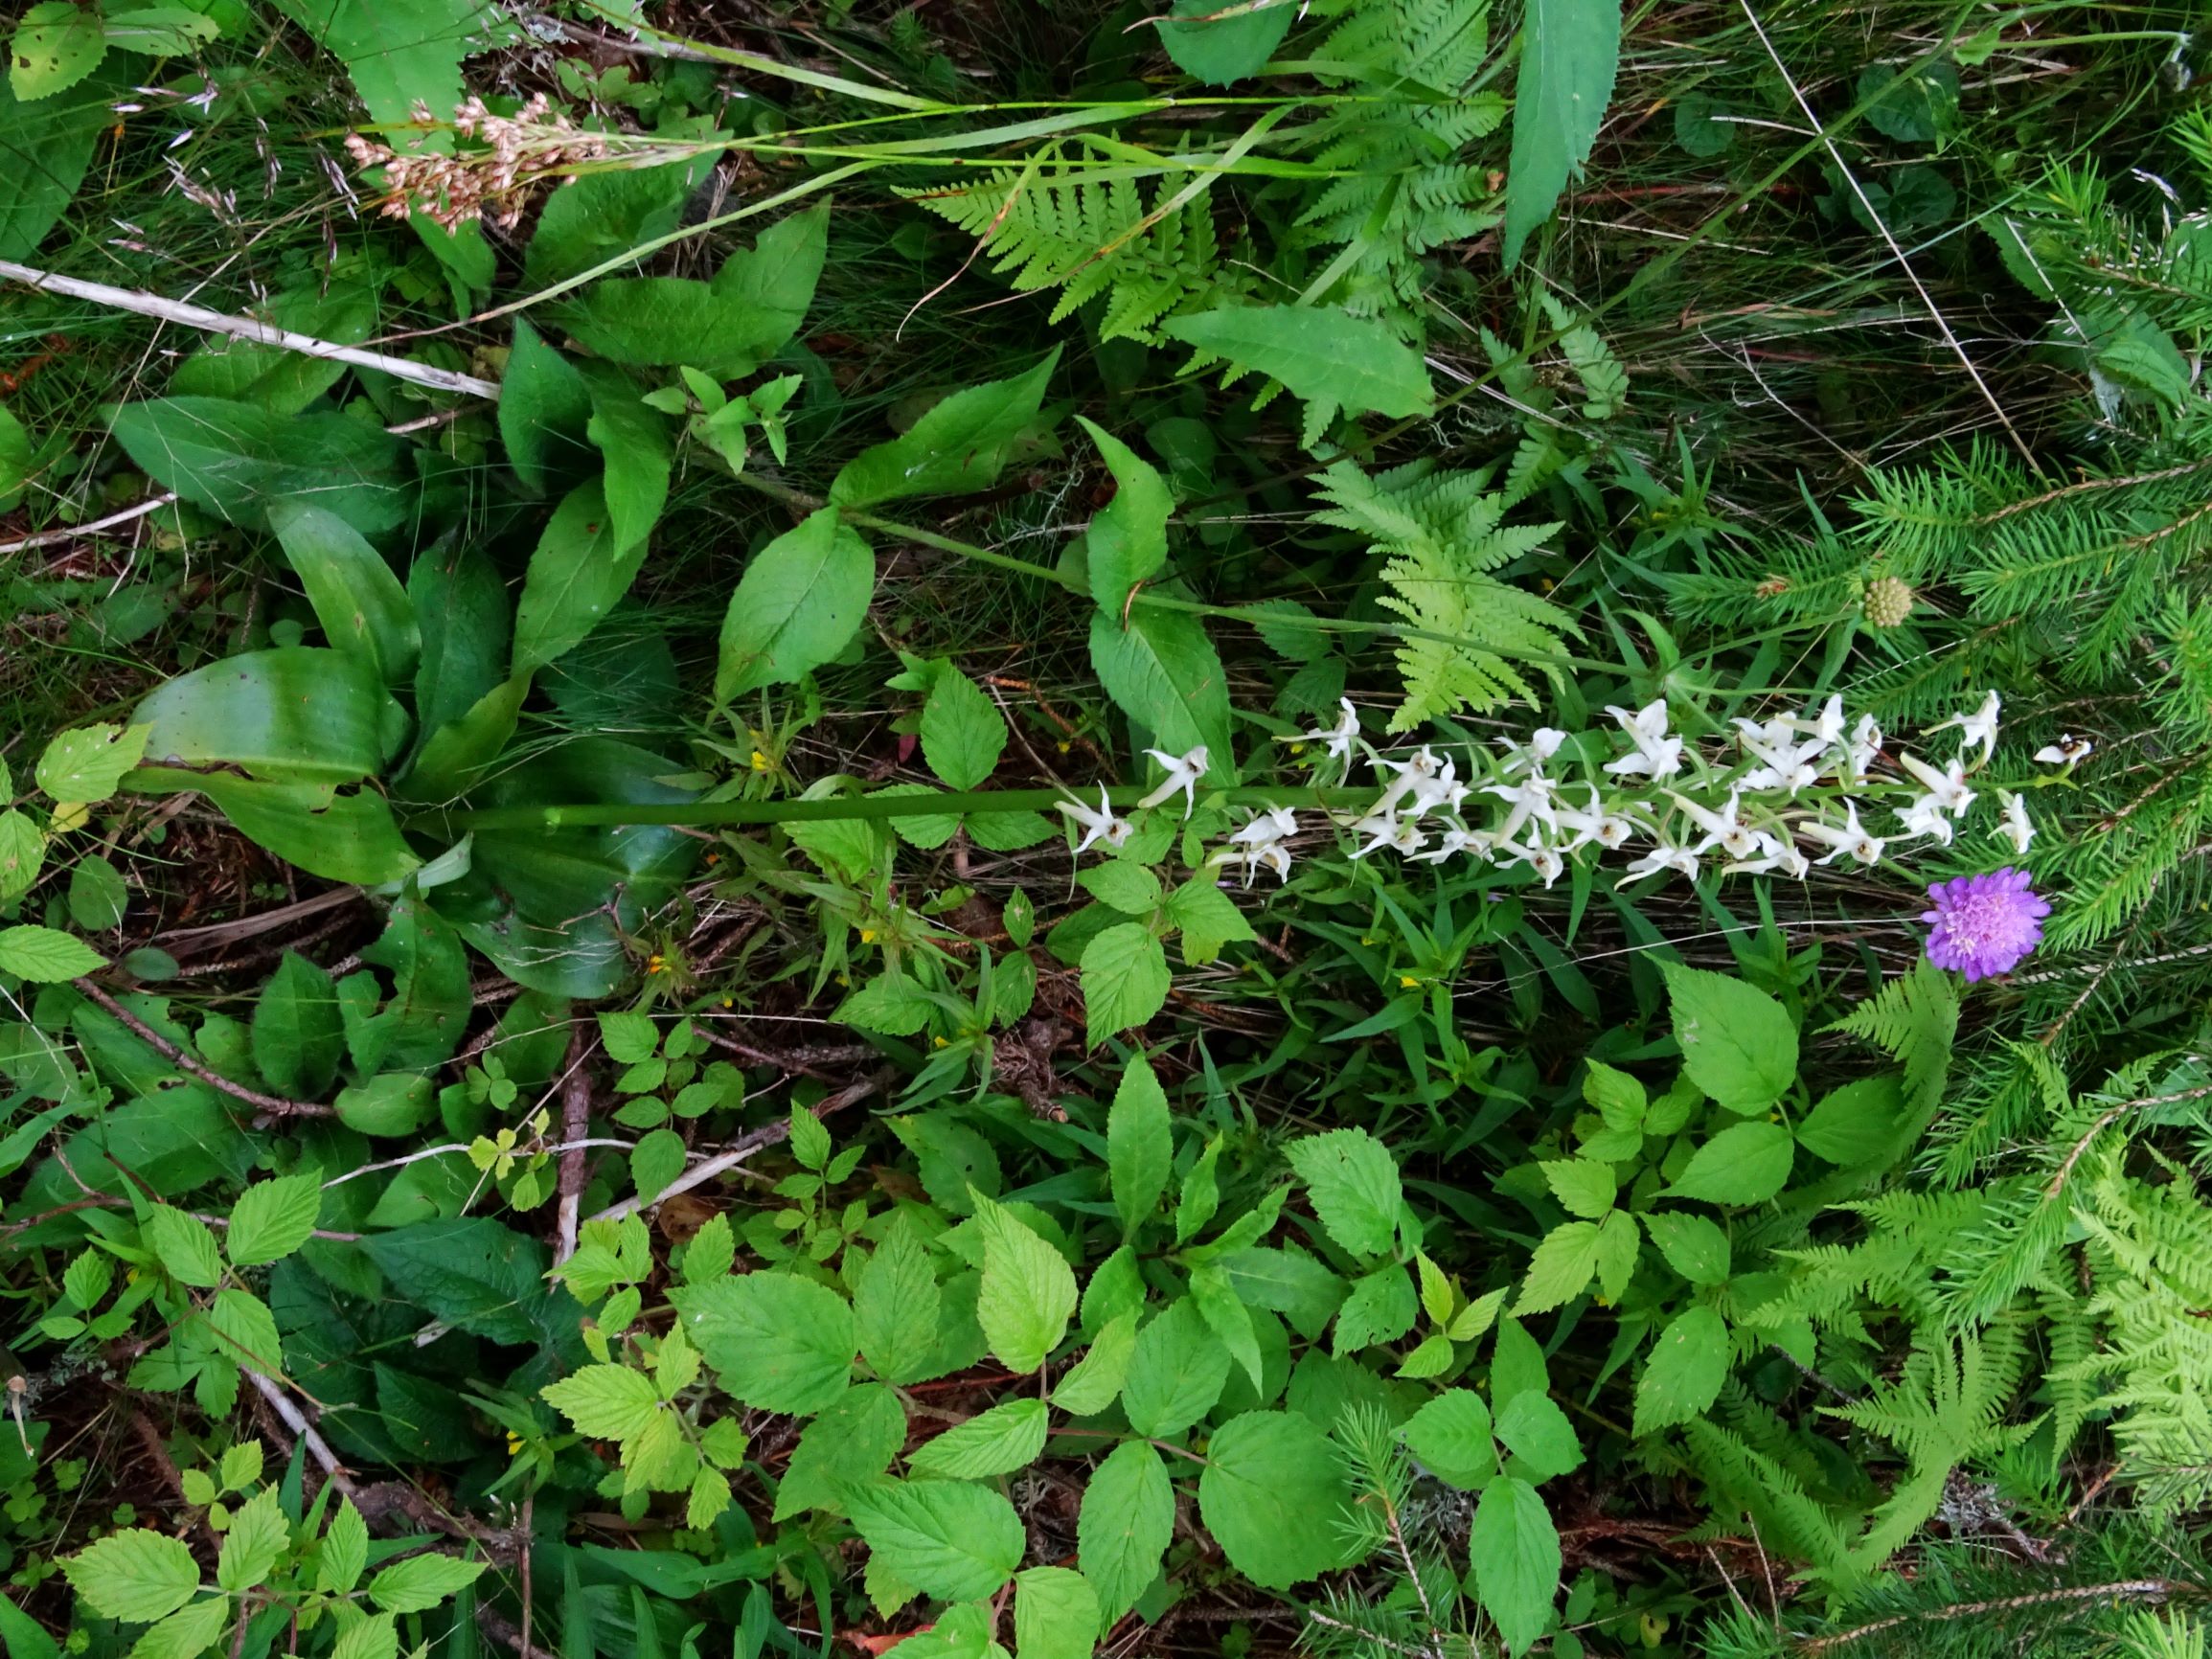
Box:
(1515, 1220), (1599, 1315)
(499, 318), (593, 497)
(1074, 417), (1171, 616)
(715, 507), (876, 702)
(1078, 861), (1162, 915)
(143, 1205), (224, 1287)
(1795, 1075), (1904, 1167)
(1197, 1410), (1356, 1589)
(216, 1486), (289, 1594)
(267, 500), (419, 686)
(845, 1478), (1025, 1603)
(1051, 1310), (1136, 1416)
(333, 1073), (435, 1138)
(975, 1195), (1078, 1373)
(1664, 1121), (1794, 1208)
(1593, 1208), (1639, 1304)
(1163, 877), (1255, 966)
(1013, 1566), (1099, 1659)
(541, 1364), (662, 1440)
(36, 722), (149, 804)
(367, 1553), (487, 1615)
(207, 1287), (282, 1374)
(1160, 306), (1432, 426)
(62, 1529), (201, 1623)
(123, 1595), (231, 1659)
(0, 1591), (60, 1659)
(1641, 1211), (1731, 1284)
(318, 1501), (368, 1594)
(9, 4), (104, 101)
(1334, 1263), (1418, 1355)
(0, 809), (44, 901)
(1190, 1263), (1265, 1390)
(512, 478), (639, 677)
(66, 855), (126, 932)
(225, 1173), (324, 1266)
(674, 1271), (856, 1414)
(1539, 1158), (1616, 1220)
(1401, 1389), (1495, 1489)
(329, 1613), (399, 1659)
(830, 351), (1060, 510)
(910, 1397), (1048, 1479)
(0, 924), (105, 982)
(1500, 0), (1621, 267)
(1468, 1476), (1560, 1655)
(1494, 1391), (1581, 1482)
(1076, 1440), (1172, 1623)
(855, 1214), (946, 1385)
(1284, 1127), (1401, 1258)
(582, 362), (673, 555)
(1633, 1305), (1730, 1435)
(1106, 1054), (1171, 1239)
(1088, 606), (1233, 774)
(191, 775), (421, 887)
(773, 1381), (906, 1519)
(1660, 963), (1798, 1112)
(1080, 922), (1170, 1035)
(1121, 1296), (1231, 1437)
(921, 669), (1006, 791)
(104, 8), (220, 56)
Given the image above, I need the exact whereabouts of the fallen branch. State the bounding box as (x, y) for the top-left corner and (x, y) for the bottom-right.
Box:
(74, 979), (332, 1119)
(590, 1067), (894, 1223)
(0, 491), (179, 557)
(0, 260), (502, 400)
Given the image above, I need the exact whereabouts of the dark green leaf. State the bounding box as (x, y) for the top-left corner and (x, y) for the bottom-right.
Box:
(1500, 0), (1620, 266)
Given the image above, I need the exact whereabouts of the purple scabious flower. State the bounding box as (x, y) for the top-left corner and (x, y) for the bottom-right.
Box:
(1922, 867), (2050, 982)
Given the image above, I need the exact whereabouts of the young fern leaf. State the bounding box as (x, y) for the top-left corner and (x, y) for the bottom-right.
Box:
(1312, 459), (1576, 730)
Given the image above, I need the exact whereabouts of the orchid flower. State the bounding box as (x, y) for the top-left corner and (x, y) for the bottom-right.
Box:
(1932, 691), (2001, 762)
(1500, 728), (1567, 774)
(1138, 745), (1209, 816)
(1727, 833), (1809, 879)
(1896, 795), (1956, 846)
(1667, 790), (1764, 860)
(1057, 785), (1132, 855)
(1796, 800), (1883, 867)
(1840, 713), (1882, 784)
(1302, 698), (1360, 763)
(1411, 825), (1487, 864)
(1497, 837), (1565, 888)
(1373, 746), (1446, 815)
(1604, 700), (1685, 780)
(2034, 734), (2092, 765)
(1554, 785), (1637, 852)
(1996, 789), (2034, 855)
(1898, 751), (1976, 816)
(1624, 837), (1701, 883)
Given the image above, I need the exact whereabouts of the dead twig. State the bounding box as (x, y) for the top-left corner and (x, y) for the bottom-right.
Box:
(73, 979), (332, 1119)
(554, 1028), (596, 1265)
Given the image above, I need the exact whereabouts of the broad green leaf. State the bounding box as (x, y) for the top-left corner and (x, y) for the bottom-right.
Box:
(1334, 1263), (1418, 1354)
(225, 1173), (324, 1266)
(1593, 1208), (1638, 1303)
(0, 924), (104, 982)
(1080, 922), (1170, 1035)
(1795, 1075), (1904, 1167)
(367, 1554), (487, 1615)
(1160, 306), (1432, 424)
(1539, 1157), (1616, 1220)
(523, 156), (710, 288)
(1641, 1211), (1731, 1284)
(120, 1596), (230, 1659)
(261, 0), (515, 149)
(1660, 962), (1798, 1112)
(1076, 1440), (1172, 1623)
(844, 1478), (1025, 1602)
(909, 1397), (1048, 1479)
(1633, 1305), (1729, 1435)
(358, 1218), (558, 1348)
(1494, 1391), (1581, 1482)
(830, 351), (1060, 509)
(65, 855), (126, 931)
(268, 500), (419, 686)
(319, 1502), (369, 1594)
(36, 723), (149, 804)
(499, 318), (594, 497)
(674, 1270), (855, 1413)
(512, 478), (640, 677)
(0, 68), (109, 260)
(1516, 1220), (1599, 1315)
(541, 1364), (662, 1439)
(1582, 1059), (1647, 1129)
(772, 1381), (906, 1518)
(9, 4), (104, 101)
(1284, 1127), (1401, 1258)
(1051, 1310), (1136, 1416)
(1121, 1296), (1231, 1438)
(104, 9), (221, 57)
(582, 361), (673, 555)
(1013, 1566), (1099, 1659)
(1214, 1246), (1345, 1341)
(106, 397), (409, 533)
(1154, 0), (1294, 85)
(216, 1487), (288, 1593)
(330, 1614), (400, 1659)
(1500, 0), (1621, 267)
(62, 1528), (201, 1622)
(921, 669), (1006, 791)
(0, 812), (40, 903)
(143, 1205), (223, 1287)
(134, 647), (402, 785)
(0, 1592), (58, 1659)
(975, 1195), (1078, 1373)
(192, 775), (422, 887)
(1088, 606), (1233, 773)
(1468, 1476), (1560, 1655)
(1664, 1121), (1795, 1208)
(1164, 877), (1255, 966)
(170, 280), (379, 415)
(1074, 417), (1171, 615)
(207, 1285), (282, 1375)
(1106, 1055), (1171, 1239)
(1078, 862), (1161, 915)
(715, 507), (876, 702)
(1197, 1410), (1356, 1589)
(1401, 1389), (1496, 1489)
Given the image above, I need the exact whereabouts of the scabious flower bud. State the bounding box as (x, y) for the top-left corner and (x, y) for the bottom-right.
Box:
(1862, 574), (1915, 628)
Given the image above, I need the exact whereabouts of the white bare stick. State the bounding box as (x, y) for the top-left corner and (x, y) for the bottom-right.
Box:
(0, 260), (503, 401)
(244, 1368), (354, 1491)
(0, 492), (179, 557)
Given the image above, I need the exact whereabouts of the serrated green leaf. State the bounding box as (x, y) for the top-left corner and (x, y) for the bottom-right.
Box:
(144, 1205), (224, 1288)
(1633, 1305), (1730, 1436)
(1077, 1440), (1172, 1623)
(1284, 1127), (1401, 1258)
(1539, 1158), (1616, 1220)
(1106, 1055), (1171, 1239)
(36, 722), (149, 805)
(910, 1397), (1048, 1479)
(855, 1214), (944, 1384)
(845, 1478), (1025, 1603)
(674, 1271), (855, 1414)
(1121, 1295), (1231, 1438)
(831, 352), (1060, 510)
(216, 1486), (288, 1594)
(1197, 1410), (1356, 1589)
(773, 1382), (906, 1519)
(1494, 1391), (1581, 1483)
(1160, 307), (1432, 422)
(1515, 1220), (1598, 1315)
(715, 507), (876, 702)
(1660, 963), (1798, 1112)
(1664, 1121), (1794, 1208)
(1051, 1310), (1136, 1416)
(62, 1529), (201, 1623)
(1500, 0), (1621, 267)
(541, 1364), (662, 1440)
(1080, 922), (1170, 1035)
(1013, 1565), (1099, 1659)
(1402, 1389), (1496, 1489)
(1468, 1476), (1559, 1655)
(975, 1195), (1077, 1374)
(225, 1173), (323, 1266)
(921, 669), (1006, 791)
(0, 924), (105, 982)
(367, 1553), (487, 1615)
(1088, 606), (1233, 777)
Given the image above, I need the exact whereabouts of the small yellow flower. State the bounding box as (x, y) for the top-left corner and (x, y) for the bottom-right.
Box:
(932, 1035), (948, 1048)
(719, 997), (734, 1009)
(858, 927), (878, 944)
(1056, 740), (1071, 754)
(1399, 974), (1419, 989)
(1289, 742), (1307, 756)
(749, 749), (770, 771)
(505, 1431), (523, 1457)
